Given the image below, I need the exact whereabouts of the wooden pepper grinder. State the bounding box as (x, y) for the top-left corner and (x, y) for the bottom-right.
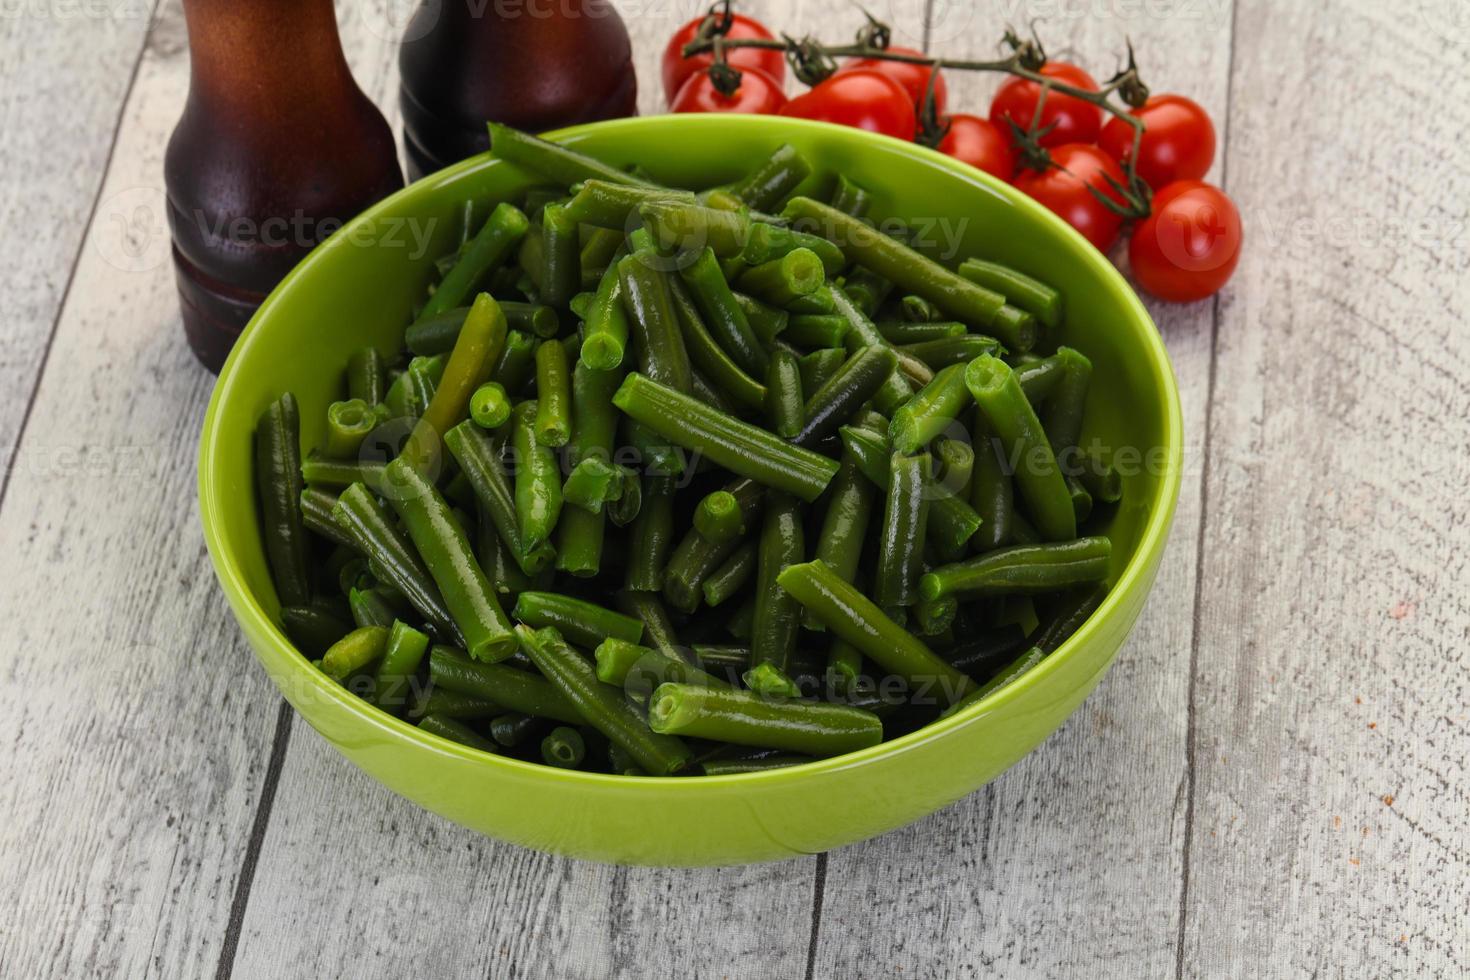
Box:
(398, 0), (638, 180)
(166, 0), (404, 372)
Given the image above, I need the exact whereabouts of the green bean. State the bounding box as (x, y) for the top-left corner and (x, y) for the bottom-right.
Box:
(829, 174), (872, 218)
(620, 252), (696, 396)
(896, 335), (1003, 371)
(824, 637), (863, 692)
(320, 399), (373, 459)
(668, 272), (767, 410)
(444, 420), (555, 575)
(532, 337), (572, 447)
(649, 684), (882, 758)
(510, 400), (563, 550)
(805, 454), (876, 631)
(469, 382), (512, 429)
(596, 638), (727, 696)
(1066, 477), (1094, 524)
(958, 257), (1063, 331)
(347, 347), (386, 405)
(557, 358), (621, 573)
(321, 625), (388, 680)
(838, 425), (981, 557)
(737, 248), (825, 308)
(488, 122), (656, 188)
(580, 227), (625, 287)
(477, 512), (533, 596)
(540, 726), (587, 768)
(940, 647), (1047, 717)
(404, 293), (507, 469)
(606, 467), (642, 527)
(1014, 353), (1068, 405)
(731, 292), (789, 345)
(764, 348), (805, 439)
(537, 202), (577, 309)
(875, 452), (932, 610)
(889, 363), (973, 455)
(373, 620), (430, 712)
(280, 600), (351, 657)
(613, 590), (687, 663)
(349, 586), (397, 629)
(901, 294), (944, 323)
(639, 202), (749, 256)
(491, 330), (537, 392)
(383, 457), (516, 661)
(677, 248), (769, 378)
(749, 492), (804, 683)
(561, 457), (620, 512)
(1041, 346), (1093, 458)
(877, 320), (966, 344)
(779, 560), (975, 705)
(740, 221), (845, 277)
(407, 303), (560, 355)
(799, 348), (846, 396)
(332, 483), (459, 641)
(1076, 449), (1123, 504)
(919, 537), (1112, 600)
(1032, 584), (1109, 653)
(784, 283), (837, 316)
(829, 284), (913, 415)
(626, 476), (676, 591)
(970, 413), (1014, 552)
(413, 202), (528, 328)
(965, 355), (1075, 541)
(299, 487), (355, 549)
(842, 267), (893, 317)
(564, 179), (695, 228)
(663, 527), (745, 614)
(612, 374), (840, 502)
(582, 262), (630, 371)
(698, 755), (808, 775)
(255, 393), (310, 606)
(489, 712), (549, 748)
(693, 489), (741, 543)
(418, 714), (498, 752)
(409, 689), (502, 721)
(729, 143), (812, 212)
(783, 197), (1030, 349)
(702, 540), (757, 607)
(913, 594), (958, 635)
(512, 591), (644, 647)
(384, 358), (435, 419)
(932, 436), (974, 496)
(429, 645), (583, 724)
(938, 622), (1030, 680)
(723, 597), (755, 640)
(784, 313), (849, 349)
(515, 625), (693, 775)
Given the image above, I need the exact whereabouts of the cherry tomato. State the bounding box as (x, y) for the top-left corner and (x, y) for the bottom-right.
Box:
(779, 70), (917, 141)
(1129, 179), (1241, 302)
(989, 62), (1103, 149)
(1099, 94), (1216, 191)
(937, 114), (1014, 181)
(838, 46), (947, 114)
(1013, 144), (1128, 251)
(661, 13), (786, 105)
(670, 66), (787, 115)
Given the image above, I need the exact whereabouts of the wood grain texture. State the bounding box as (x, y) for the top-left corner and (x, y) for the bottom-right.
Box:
(814, 5), (1235, 977)
(227, 4), (924, 979)
(0, 4), (286, 978)
(1181, 0), (1470, 975)
(0, 1), (157, 479)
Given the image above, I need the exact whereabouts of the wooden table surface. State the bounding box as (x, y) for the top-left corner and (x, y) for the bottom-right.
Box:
(2, 0), (1466, 976)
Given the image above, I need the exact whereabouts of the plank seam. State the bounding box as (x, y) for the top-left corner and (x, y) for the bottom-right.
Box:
(214, 701), (295, 980)
(1174, 4), (1239, 977)
(0, 1), (158, 517)
(803, 852), (828, 980)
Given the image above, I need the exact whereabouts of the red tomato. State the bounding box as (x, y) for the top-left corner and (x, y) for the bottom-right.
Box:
(1099, 94), (1216, 191)
(1014, 144), (1128, 251)
(779, 70), (917, 141)
(670, 66), (787, 115)
(1129, 179), (1241, 302)
(661, 13), (786, 105)
(838, 46), (947, 114)
(937, 114), (1014, 181)
(989, 62), (1103, 149)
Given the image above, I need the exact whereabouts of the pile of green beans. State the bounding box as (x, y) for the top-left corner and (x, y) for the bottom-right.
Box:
(251, 124), (1127, 776)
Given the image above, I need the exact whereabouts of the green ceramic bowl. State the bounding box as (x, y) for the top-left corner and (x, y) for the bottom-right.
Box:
(199, 115), (1182, 866)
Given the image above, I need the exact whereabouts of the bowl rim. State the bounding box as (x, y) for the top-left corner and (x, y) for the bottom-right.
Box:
(199, 114), (1183, 789)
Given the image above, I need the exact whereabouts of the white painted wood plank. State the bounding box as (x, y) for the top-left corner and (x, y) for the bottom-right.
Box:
(0, 3), (285, 977)
(1181, 1), (1470, 976)
(815, 5), (1235, 976)
(0, 2), (156, 473)
(229, 4), (935, 979)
